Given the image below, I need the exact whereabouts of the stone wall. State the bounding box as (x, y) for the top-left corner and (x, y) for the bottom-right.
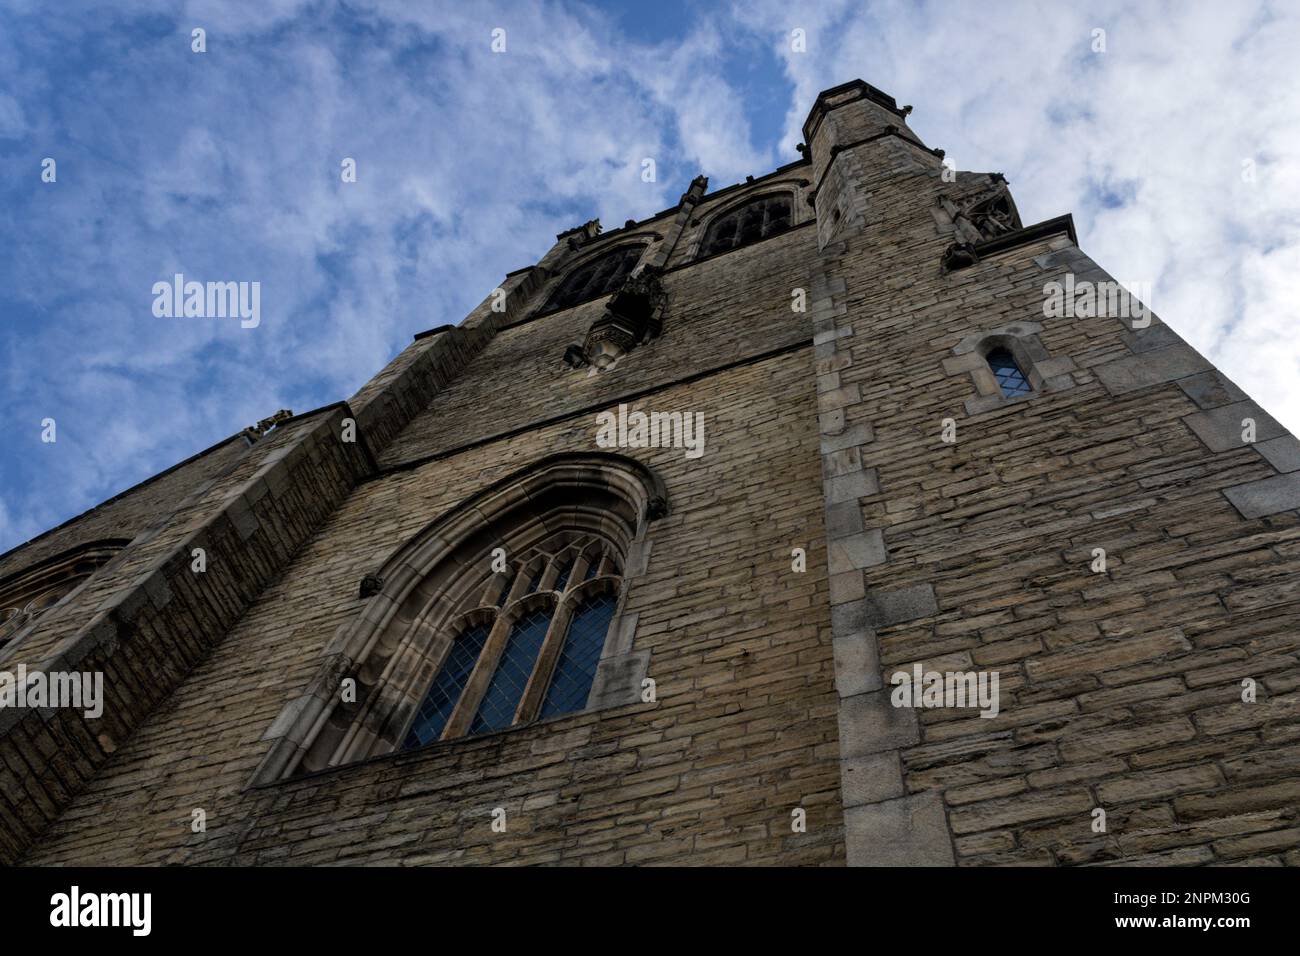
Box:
(24, 353), (842, 866)
(804, 80), (1300, 866)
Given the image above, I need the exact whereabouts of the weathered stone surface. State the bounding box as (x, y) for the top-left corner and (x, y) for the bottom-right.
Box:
(1183, 400), (1286, 453)
(1255, 435), (1300, 473)
(1223, 473), (1300, 519)
(844, 792), (954, 865)
(1177, 369), (1248, 409)
(840, 752), (905, 808)
(1094, 343), (1210, 395)
(837, 690), (921, 758)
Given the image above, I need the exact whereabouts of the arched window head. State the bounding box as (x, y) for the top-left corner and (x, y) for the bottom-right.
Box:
(401, 535), (623, 747)
(700, 194), (792, 257)
(250, 453), (666, 784)
(543, 245), (644, 313)
(986, 347), (1032, 397)
(0, 540), (126, 653)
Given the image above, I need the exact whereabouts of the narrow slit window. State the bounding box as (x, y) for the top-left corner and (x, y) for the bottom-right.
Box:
(986, 347), (1032, 397)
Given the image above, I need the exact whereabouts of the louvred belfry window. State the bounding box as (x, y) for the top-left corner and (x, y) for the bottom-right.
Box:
(700, 194), (792, 256)
(542, 245), (644, 313)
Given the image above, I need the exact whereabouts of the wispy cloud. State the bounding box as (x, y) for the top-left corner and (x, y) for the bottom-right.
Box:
(2, 0), (1298, 553)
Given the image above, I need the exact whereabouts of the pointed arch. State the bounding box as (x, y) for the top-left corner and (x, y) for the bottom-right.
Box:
(693, 186), (800, 260)
(249, 453), (665, 785)
(538, 242), (651, 314)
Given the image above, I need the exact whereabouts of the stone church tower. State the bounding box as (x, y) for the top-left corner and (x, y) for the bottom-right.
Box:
(2, 80), (1297, 866)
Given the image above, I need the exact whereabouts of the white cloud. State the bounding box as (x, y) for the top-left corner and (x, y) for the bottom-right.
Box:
(2, 0), (1299, 556)
(746, 0), (1300, 431)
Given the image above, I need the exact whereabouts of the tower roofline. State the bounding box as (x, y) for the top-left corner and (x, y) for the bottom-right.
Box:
(801, 78), (909, 143)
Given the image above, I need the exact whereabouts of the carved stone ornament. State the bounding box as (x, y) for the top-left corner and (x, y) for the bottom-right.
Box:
(241, 408), (293, 441)
(941, 242), (980, 272)
(581, 267), (668, 369)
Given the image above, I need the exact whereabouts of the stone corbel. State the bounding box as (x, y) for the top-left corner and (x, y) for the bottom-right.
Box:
(581, 266), (668, 369)
(941, 242), (980, 272)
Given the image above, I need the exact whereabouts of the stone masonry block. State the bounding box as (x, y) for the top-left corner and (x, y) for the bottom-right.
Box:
(840, 751), (905, 809)
(823, 500), (865, 539)
(1223, 473), (1300, 519)
(836, 689), (919, 758)
(1255, 435), (1300, 474)
(832, 631), (882, 697)
(823, 446), (863, 477)
(861, 583), (939, 629)
(1121, 323), (1180, 354)
(829, 571), (865, 605)
(1183, 401), (1285, 453)
(820, 422), (874, 454)
(844, 791), (955, 866)
(1177, 369), (1249, 410)
(828, 529), (887, 573)
(1094, 343), (1210, 395)
(824, 469), (879, 504)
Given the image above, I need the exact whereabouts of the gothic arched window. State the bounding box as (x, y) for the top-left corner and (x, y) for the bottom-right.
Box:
(986, 347), (1032, 397)
(249, 453), (667, 784)
(542, 245), (643, 313)
(401, 538), (622, 747)
(700, 194), (792, 257)
(0, 541), (126, 653)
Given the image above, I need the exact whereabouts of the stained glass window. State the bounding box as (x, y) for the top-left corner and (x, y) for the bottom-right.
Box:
(402, 536), (622, 748)
(469, 607), (552, 735)
(403, 624), (489, 747)
(540, 593), (617, 719)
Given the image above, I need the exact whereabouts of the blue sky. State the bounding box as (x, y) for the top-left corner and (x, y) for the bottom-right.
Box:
(2, 0), (1299, 554)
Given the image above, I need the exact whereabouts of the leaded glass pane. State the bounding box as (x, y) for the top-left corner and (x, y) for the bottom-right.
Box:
(403, 624), (490, 748)
(469, 607), (552, 734)
(540, 593), (617, 719)
(986, 348), (1032, 397)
